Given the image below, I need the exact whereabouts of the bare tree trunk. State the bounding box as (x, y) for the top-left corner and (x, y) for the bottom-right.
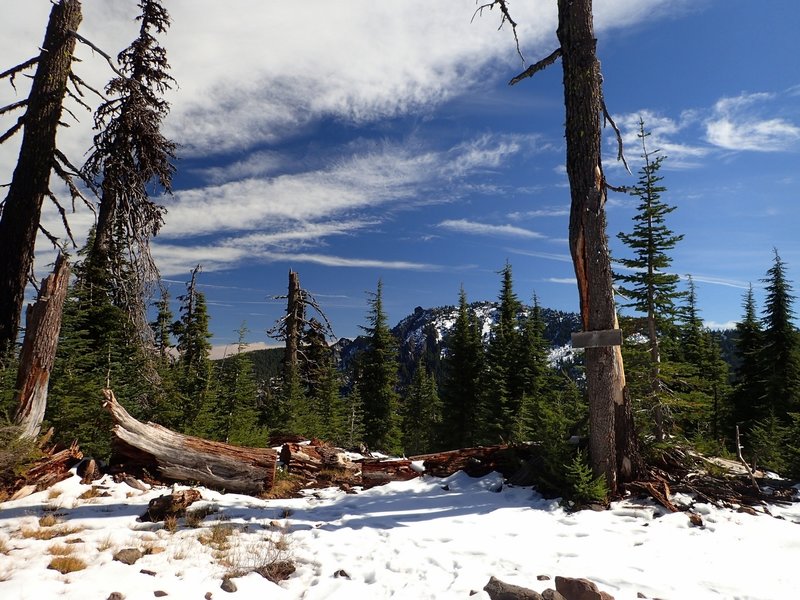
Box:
(14, 253), (70, 439)
(557, 0), (631, 492)
(0, 0), (82, 354)
(285, 270), (302, 373)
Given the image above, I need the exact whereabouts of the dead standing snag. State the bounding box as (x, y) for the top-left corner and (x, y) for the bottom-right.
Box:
(483, 0), (640, 492)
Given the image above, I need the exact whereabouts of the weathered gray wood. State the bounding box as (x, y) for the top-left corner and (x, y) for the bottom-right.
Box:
(103, 389), (277, 495)
(14, 253), (70, 439)
(570, 329), (622, 349)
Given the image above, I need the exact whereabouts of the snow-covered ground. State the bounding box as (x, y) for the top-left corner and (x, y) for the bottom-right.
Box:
(1, 469), (798, 600)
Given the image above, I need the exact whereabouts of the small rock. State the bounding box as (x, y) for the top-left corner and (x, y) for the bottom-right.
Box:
(333, 569), (351, 579)
(537, 575), (551, 581)
(637, 594), (647, 599)
(113, 548), (144, 565)
(220, 578), (237, 593)
(107, 594), (125, 600)
(65, 538), (84, 544)
(484, 576), (543, 600)
(140, 569), (157, 577)
(154, 593), (168, 598)
(542, 590), (567, 600)
(205, 593), (213, 600)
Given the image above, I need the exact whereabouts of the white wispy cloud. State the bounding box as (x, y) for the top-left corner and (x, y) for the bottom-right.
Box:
(506, 248), (573, 263)
(546, 277), (577, 284)
(681, 274), (751, 290)
(438, 219), (545, 239)
(612, 110), (710, 169)
(265, 253), (441, 271)
(705, 92), (800, 151)
(508, 206), (570, 219)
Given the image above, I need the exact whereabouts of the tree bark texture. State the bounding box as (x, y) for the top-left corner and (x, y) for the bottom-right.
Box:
(557, 0), (631, 491)
(13, 253), (70, 439)
(102, 389), (277, 495)
(285, 270), (301, 372)
(0, 0), (82, 354)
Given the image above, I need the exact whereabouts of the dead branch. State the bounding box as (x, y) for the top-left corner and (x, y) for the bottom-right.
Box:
(0, 57), (39, 90)
(0, 99), (28, 117)
(602, 97), (631, 174)
(473, 0), (524, 64)
(606, 183), (629, 194)
(68, 71), (104, 100)
(509, 47), (562, 86)
(68, 30), (126, 80)
(736, 425), (760, 494)
(47, 191), (79, 250)
(0, 118), (24, 145)
(38, 223), (63, 249)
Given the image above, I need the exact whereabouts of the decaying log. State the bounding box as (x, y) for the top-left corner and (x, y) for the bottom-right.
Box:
(12, 441), (84, 498)
(280, 443), (323, 478)
(410, 444), (518, 478)
(14, 253), (70, 439)
(360, 458), (419, 488)
(102, 389), (277, 495)
(140, 489), (202, 522)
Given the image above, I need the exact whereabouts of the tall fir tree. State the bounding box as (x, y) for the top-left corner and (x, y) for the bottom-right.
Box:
(440, 287), (485, 449)
(402, 358), (442, 455)
(514, 294), (554, 442)
(358, 280), (403, 453)
(193, 323), (265, 446)
(172, 266), (213, 432)
(759, 249), (800, 419)
(483, 262), (523, 443)
(731, 285), (764, 429)
(301, 323), (348, 443)
(615, 118), (683, 440)
(673, 277), (730, 442)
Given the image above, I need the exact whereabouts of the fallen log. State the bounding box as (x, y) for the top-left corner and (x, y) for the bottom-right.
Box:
(102, 389), (277, 495)
(410, 444), (519, 478)
(360, 458), (419, 488)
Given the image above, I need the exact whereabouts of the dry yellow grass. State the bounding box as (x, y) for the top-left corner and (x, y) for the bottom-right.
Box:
(162, 514), (179, 533)
(38, 513), (61, 528)
(199, 522), (235, 551)
(0, 537), (10, 555)
(96, 533), (115, 552)
(47, 556), (87, 574)
(21, 525), (81, 540)
(47, 543), (74, 556)
(78, 486), (103, 500)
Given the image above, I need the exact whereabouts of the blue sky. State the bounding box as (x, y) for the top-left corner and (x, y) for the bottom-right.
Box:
(2, 1), (798, 347)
